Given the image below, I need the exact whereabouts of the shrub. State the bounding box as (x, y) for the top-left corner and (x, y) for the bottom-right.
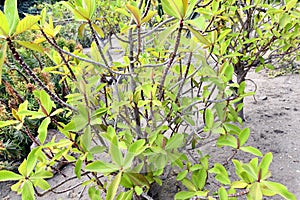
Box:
(0, 0), (299, 199)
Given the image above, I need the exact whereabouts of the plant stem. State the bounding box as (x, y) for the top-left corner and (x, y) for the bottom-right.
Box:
(6, 37), (76, 111)
(159, 19), (184, 99)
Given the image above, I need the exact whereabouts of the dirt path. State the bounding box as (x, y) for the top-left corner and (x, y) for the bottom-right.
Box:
(1, 72), (299, 199)
(243, 72), (300, 198)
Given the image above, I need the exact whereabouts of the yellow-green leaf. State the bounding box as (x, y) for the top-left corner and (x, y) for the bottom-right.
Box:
(83, 0), (96, 19)
(0, 11), (9, 36)
(0, 120), (19, 128)
(0, 42), (7, 84)
(106, 171), (122, 200)
(4, 0), (19, 35)
(126, 4), (141, 25)
(15, 40), (43, 52)
(0, 170), (22, 181)
(161, 0), (182, 19)
(14, 15), (40, 36)
(187, 26), (211, 46)
(92, 23), (104, 38)
(78, 23), (87, 39)
(141, 10), (156, 24)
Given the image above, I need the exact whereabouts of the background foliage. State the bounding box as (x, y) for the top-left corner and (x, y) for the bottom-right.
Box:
(0, 0), (299, 199)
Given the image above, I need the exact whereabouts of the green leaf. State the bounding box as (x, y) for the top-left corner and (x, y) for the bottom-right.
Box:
(286, 0), (297, 10)
(22, 181), (35, 200)
(116, 190), (133, 200)
(175, 191), (197, 199)
(192, 168), (207, 190)
(263, 181), (296, 200)
(231, 181), (248, 189)
(249, 182), (262, 200)
(106, 171), (122, 200)
(0, 170), (22, 181)
(141, 10), (156, 24)
(26, 148), (38, 176)
(39, 90), (54, 114)
(165, 134), (184, 150)
(33, 178), (51, 190)
(110, 135), (123, 166)
(161, 0), (181, 19)
(209, 163), (231, 185)
(187, 26), (211, 46)
(217, 29), (231, 42)
(205, 108), (214, 129)
(0, 120), (19, 128)
(185, 0), (198, 19)
(176, 170), (188, 181)
(38, 117), (51, 144)
(88, 186), (101, 200)
(218, 187), (228, 200)
(50, 108), (65, 117)
(124, 173), (149, 187)
(259, 152), (273, 179)
(157, 23), (178, 47)
(85, 161), (119, 173)
(0, 11), (9, 36)
(81, 126), (92, 151)
(78, 22), (87, 39)
(75, 159), (83, 179)
(128, 139), (146, 155)
(238, 128), (250, 147)
(182, 178), (196, 191)
(84, 0), (96, 18)
(14, 15), (40, 35)
(240, 146), (263, 157)
(0, 41), (7, 84)
(14, 40), (43, 52)
(4, 0), (19, 35)
(92, 23), (104, 38)
(126, 3), (141, 25)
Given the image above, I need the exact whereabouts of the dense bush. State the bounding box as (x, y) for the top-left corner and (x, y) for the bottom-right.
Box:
(0, 0), (299, 199)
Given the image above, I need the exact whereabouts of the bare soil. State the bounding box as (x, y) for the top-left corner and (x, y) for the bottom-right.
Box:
(1, 71), (299, 199)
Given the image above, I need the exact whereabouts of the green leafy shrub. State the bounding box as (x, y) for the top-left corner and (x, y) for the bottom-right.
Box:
(0, 0), (299, 199)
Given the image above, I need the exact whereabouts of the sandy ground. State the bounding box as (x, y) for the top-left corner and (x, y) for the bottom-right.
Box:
(0, 71), (299, 199)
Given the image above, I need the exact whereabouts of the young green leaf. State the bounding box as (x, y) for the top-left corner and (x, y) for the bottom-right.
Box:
(259, 152), (273, 179)
(106, 171), (122, 200)
(175, 191), (197, 199)
(165, 134), (184, 150)
(263, 181), (296, 200)
(187, 26), (211, 46)
(0, 41), (7, 84)
(38, 117), (51, 144)
(22, 181), (35, 200)
(126, 4), (141, 25)
(0, 11), (9, 36)
(85, 161), (119, 173)
(0, 120), (19, 128)
(161, 0), (181, 19)
(218, 187), (228, 200)
(204, 108), (214, 129)
(249, 182), (262, 200)
(116, 190), (133, 200)
(88, 186), (101, 200)
(0, 170), (22, 181)
(14, 41), (43, 52)
(26, 148), (38, 176)
(14, 15), (40, 36)
(110, 135), (123, 166)
(238, 128), (250, 147)
(240, 146), (263, 157)
(4, 0), (19, 35)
